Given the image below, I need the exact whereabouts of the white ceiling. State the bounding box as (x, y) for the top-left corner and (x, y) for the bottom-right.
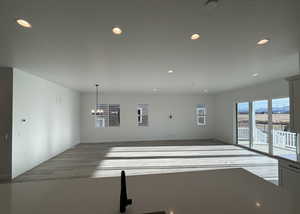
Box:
(0, 0), (299, 94)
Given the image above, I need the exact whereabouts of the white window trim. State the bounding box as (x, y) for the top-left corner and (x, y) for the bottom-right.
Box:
(94, 104), (120, 128)
(137, 107), (143, 124)
(95, 117), (106, 128)
(197, 107), (207, 126)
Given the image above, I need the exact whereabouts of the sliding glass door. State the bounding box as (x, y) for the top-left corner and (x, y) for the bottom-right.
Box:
(236, 97), (299, 159)
(272, 98), (298, 160)
(252, 100), (269, 153)
(236, 102), (250, 147)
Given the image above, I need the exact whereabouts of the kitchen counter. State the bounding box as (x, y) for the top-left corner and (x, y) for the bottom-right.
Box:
(275, 154), (300, 165)
(0, 168), (298, 214)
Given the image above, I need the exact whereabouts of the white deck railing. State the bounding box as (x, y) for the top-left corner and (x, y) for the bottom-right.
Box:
(273, 130), (297, 149)
(238, 127), (297, 150)
(238, 127), (249, 140)
(253, 128), (268, 145)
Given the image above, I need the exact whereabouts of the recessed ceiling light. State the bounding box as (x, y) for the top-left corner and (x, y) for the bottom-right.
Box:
(190, 33), (200, 40)
(168, 70), (174, 74)
(257, 38), (270, 46)
(252, 73), (259, 77)
(16, 18), (32, 28)
(112, 26), (123, 35)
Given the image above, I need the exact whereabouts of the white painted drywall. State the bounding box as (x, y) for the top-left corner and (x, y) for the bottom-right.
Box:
(12, 69), (80, 178)
(215, 79), (289, 144)
(80, 93), (215, 143)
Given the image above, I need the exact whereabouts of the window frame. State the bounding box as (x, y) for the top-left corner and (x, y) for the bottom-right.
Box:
(137, 104), (149, 126)
(196, 105), (207, 126)
(94, 104), (120, 128)
(235, 96), (299, 159)
(137, 107), (143, 124)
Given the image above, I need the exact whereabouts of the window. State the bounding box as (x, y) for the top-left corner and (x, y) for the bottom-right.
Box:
(95, 104), (109, 128)
(197, 104), (207, 126)
(95, 117), (106, 128)
(137, 104), (148, 126)
(235, 97), (299, 160)
(252, 100), (269, 153)
(95, 104), (120, 128)
(109, 104), (120, 127)
(271, 98), (297, 159)
(236, 102), (250, 148)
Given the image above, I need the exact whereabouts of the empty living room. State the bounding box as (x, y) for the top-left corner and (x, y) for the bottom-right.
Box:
(0, 0), (300, 213)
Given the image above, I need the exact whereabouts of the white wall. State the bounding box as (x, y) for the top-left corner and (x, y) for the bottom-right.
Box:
(215, 79), (289, 144)
(80, 93), (215, 143)
(12, 69), (80, 178)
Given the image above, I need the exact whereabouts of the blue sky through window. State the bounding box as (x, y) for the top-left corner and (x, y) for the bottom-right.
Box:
(272, 98), (289, 108)
(237, 98), (289, 113)
(253, 100), (268, 113)
(237, 102), (249, 112)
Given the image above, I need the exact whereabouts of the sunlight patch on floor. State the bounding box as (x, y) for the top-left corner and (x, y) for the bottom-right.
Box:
(14, 143), (278, 183)
(92, 145), (278, 183)
(109, 145), (241, 152)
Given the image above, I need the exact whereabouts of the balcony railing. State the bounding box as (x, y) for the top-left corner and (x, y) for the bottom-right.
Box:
(238, 127), (297, 150)
(273, 130), (297, 149)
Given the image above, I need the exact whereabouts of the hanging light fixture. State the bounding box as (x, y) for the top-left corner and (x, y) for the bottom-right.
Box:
(91, 84), (104, 115)
(205, 0), (219, 8)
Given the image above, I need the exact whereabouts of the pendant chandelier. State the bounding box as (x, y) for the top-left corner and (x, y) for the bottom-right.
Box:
(205, 0), (219, 7)
(91, 84), (104, 115)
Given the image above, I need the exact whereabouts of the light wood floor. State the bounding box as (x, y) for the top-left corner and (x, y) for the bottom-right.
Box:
(14, 140), (278, 183)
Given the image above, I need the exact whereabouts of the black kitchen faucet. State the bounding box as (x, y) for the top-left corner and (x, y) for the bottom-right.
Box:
(120, 170), (132, 213)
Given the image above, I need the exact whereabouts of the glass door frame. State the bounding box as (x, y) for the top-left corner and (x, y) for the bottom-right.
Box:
(268, 98), (273, 155)
(236, 98), (273, 155)
(236, 97), (300, 158)
(235, 101), (252, 148)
